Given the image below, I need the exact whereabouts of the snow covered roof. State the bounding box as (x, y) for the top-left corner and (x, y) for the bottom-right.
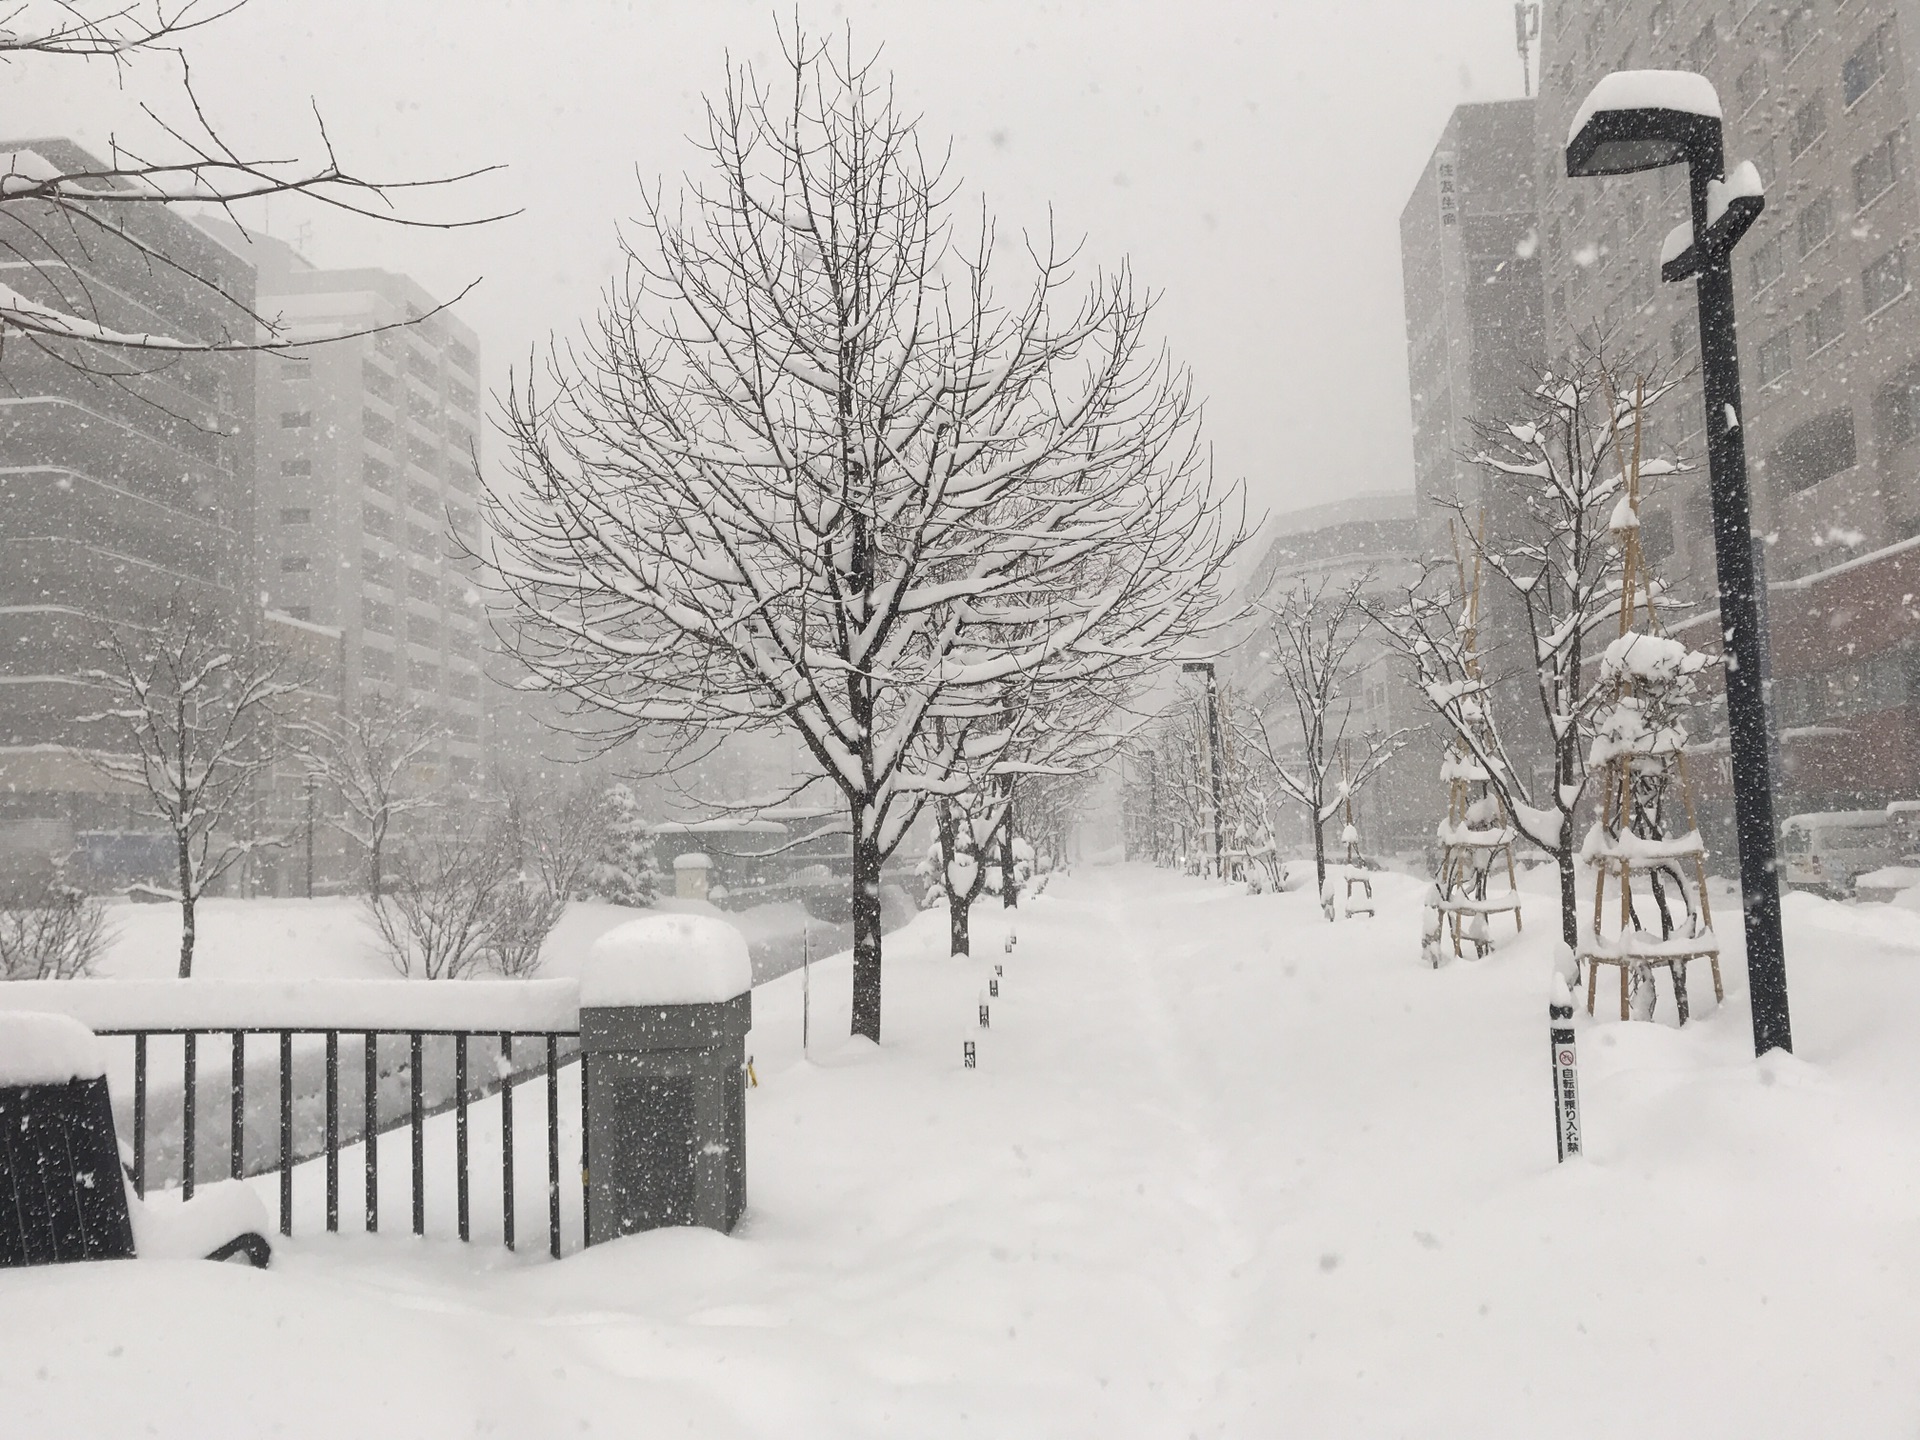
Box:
(1568, 71), (1722, 146)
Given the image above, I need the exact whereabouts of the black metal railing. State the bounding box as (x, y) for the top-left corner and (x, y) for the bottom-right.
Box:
(114, 1023), (583, 1259)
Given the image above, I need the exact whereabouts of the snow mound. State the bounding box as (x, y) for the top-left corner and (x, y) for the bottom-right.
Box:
(0, 1010), (105, 1086)
(1569, 70), (1721, 146)
(583, 913), (751, 1005)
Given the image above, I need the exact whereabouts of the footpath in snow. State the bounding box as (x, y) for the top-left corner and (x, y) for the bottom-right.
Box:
(4, 863), (1920, 1437)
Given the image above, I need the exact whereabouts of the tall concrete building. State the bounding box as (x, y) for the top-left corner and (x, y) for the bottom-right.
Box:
(1400, 99), (1547, 554)
(206, 226), (490, 793)
(0, 139), (257, 887)
(1535, 0), (1920, 812)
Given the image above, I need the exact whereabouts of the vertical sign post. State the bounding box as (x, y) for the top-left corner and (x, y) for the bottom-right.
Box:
(1550, 983), (1582, 1162)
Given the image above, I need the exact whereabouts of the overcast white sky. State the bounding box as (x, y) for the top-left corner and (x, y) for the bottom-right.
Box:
(16, 0), (1525, 526)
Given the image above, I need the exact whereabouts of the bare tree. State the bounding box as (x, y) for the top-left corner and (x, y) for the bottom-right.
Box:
(485, 30), (1240, 1040)
(0, 1), (503, 375)
(1239, 575), (1408, 907)
(0, 872), (113, 980)
(1372, 357), (1683, 952)
(296, 690), (442, 899)
(367, 825), (507, 980)
(83, 596), (295, 976)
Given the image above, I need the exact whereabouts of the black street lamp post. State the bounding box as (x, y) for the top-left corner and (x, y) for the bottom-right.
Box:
(1182, 661), (1226, 878)
(1567, 72), (1791, 1055)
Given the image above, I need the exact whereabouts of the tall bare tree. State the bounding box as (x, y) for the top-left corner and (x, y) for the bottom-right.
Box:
(485, 30), (1239, 1040)
(296, 690), (443, 899)
(1372, 358), (1683, 951)
(83, 596), (295, 976)
(1240, 574), (1407, 906)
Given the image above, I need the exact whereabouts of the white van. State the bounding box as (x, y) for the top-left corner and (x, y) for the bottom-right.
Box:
(1780, 810), (1893, 895)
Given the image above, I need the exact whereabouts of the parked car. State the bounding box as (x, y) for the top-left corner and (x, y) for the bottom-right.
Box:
(1779, 810), (1893, 895)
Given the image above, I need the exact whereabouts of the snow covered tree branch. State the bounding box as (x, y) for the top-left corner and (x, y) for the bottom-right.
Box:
(483, 27), (1241, 1039)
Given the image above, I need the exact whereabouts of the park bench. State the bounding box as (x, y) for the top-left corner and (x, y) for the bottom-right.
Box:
(1, 1012), (271, 1269)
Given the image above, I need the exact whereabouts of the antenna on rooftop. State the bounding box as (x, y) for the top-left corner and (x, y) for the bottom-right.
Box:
(1515, 3), (1541, 97)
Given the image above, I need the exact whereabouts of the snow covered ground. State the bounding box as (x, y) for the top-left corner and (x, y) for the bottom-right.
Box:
(6, 863), (1920, 1436)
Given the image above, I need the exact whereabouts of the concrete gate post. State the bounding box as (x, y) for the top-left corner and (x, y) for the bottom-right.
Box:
(581, 912), (751, 1241)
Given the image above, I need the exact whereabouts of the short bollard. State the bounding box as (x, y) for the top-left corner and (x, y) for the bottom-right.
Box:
(989, 977), (999, 997)
(1549, 979), (1583, 1162)
(963, 1040), (977, 1069)
(978, 1001), (990, 1028)
(994, 963), (1003, 977)
(582, 913), (752, 1240)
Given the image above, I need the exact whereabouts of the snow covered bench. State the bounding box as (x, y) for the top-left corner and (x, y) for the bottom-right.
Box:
(0, 1012), (271, 1269)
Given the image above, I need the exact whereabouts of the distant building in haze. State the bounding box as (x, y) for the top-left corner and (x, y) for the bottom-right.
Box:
(0, 138), (257, 891)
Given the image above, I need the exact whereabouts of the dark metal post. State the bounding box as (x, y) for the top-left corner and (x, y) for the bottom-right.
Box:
(325, 1031), (340, 1232)
(182, 1031), (197, 1201)
(410, 1031), (425, 1236)
(364, 1033), (378, 1232)
(1687, 155), (1792, 1056)
(500, 1033), (515, 1251)
(455, 1035), (470, 1242)
(546, 1036), (561, 1259)
(230, 1031), (246, 1180)
(132, 1034), (147, 1198)
(1204, 666), (1225, 876)
(279, 1031), (293, 1235)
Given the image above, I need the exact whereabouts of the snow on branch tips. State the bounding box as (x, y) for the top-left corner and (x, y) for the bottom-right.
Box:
(482, 23), (1245, 1041)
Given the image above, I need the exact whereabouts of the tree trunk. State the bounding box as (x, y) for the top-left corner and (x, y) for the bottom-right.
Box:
(177, 832), (195, 978)
(999, 777), (1018, 908)
(850, 830), (884, 1042)
(369, 841), (382, 902)
(1557, 843), (1579, 951)
(948, 892), (970, 960)
(1313, 811), (1329, 913)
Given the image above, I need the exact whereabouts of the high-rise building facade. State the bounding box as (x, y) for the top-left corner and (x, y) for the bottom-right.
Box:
(0, 139), (257, 888)
(1535, 1), (1920, 812)
(1400, 99), (1546, 554)
(208, 227), (489, 792)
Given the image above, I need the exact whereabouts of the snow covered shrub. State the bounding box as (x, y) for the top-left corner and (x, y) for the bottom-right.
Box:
(583, 784), (663, 907)
(0, 878), (111, 980)
(368, 828), (508, 980)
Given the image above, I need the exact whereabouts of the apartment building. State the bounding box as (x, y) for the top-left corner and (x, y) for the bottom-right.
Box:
(1400, 99), (1547, 555)
(0, 138), (257, 890)
(206, 226), (490, 794)
(1536, 0), (1920, 811)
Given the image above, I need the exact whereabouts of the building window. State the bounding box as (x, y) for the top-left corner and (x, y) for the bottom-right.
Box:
(364, 409), (395, 448)
(1806, 287), (1846, 353)
(405, 434), (442, 475)
(408, 615), (440, 647)
(280, 555), (310, 573)
(451, 672), (480, 700)
(279, 410), (313, 429)
(1735, 59), (1765, 115)
(1670, 311), (1698, 361)
(363, 456), (394, 493)
(362, 549), (396, 589)
(1875, 374), (1920, 448)
(1757, 329), (1793, 387)
(1769, 408), (1856, 493)
(407, 480), (441, 515)
(1789, 94), (1827, 159)
(362, 648), (394, 679)
(408, 663), (441, 695)
(281, 458), (312, 477)
(279, 507), (312, 525)
(362, 362), (396, 402)
(1687, 18), (1717, 73)
(1782, 4), (1817, 64)
(1749, 232), (1785, 292)
(1844, 22), (1893, 108)
(362, 502), (393, 538)
(363, 599), (394, 634)
(1796, 192), (1834, 257)
(282, 605), (311, 622)
(1863, 247), (1910, 314)
(408, 568), (438, 602)
(450, 380), (476, 414)
(448, 338), (477, 377)
(1854, 130), (1906, 210)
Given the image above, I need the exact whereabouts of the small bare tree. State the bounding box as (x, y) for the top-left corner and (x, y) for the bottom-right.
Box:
(0, 873), (113, 980)
(485, 30), (1239, 1040)
(368, 825), (508, 981)
(1372, 357), (1683, 952)
(296, 690), (443, 899)
(1240, 574), (1408, 907)
(84, 597), (295, 977)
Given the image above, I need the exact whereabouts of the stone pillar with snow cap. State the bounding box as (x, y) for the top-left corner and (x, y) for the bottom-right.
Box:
(673, 851), (712, 901)
(581, 912), (751, 1241)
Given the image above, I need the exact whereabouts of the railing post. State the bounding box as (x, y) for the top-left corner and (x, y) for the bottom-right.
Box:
(409, 1031), (425, 1237)
(364, 1033), (378, 1232)
(132, 1034), (147, 1198)
(455, 1035), (470, 1243)
(230, 1031), (246, 1181)
(182, 1031), (197, 1201)
(580, 915), (751, 1243)
(279, 1031), (293, 1236)
(325, 1031), (340, 1232)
